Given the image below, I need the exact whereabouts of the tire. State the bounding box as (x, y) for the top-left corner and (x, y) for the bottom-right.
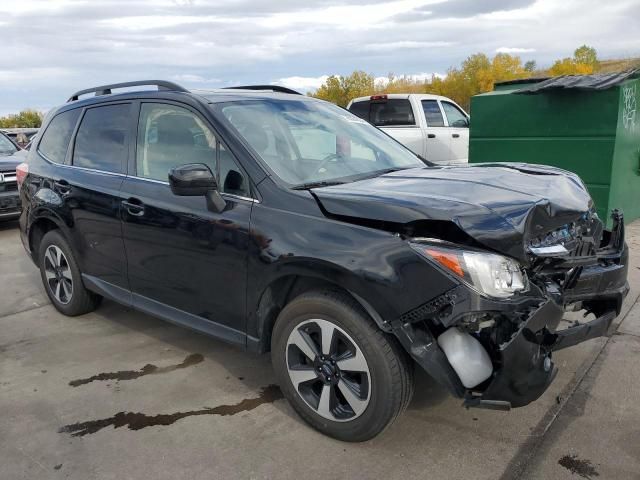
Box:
(38, 230), (101, 316)
(271, 289), (414, 442)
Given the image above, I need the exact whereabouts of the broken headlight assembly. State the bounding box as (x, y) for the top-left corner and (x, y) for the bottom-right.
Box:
(410, 242), (527, 299)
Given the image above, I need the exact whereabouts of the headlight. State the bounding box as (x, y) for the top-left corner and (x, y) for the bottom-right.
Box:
(410, 242), (526, 299)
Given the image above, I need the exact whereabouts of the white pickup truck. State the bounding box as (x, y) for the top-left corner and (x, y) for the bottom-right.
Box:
(347, 93), (470, 165)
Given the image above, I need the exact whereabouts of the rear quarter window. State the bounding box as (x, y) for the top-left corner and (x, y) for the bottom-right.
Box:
(38, 109), (82, 164)
(370, 99), (415, 126)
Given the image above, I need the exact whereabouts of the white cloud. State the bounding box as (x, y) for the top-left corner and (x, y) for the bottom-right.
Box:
(495, 47), (536, 53)
(170, 74), (221, 84)
(375, 72), (445, 85)
(272, 76), (332, 92)
(259, 0), (437, 29)
(0, 0), (639, 114)
(361, 41), (452, 52)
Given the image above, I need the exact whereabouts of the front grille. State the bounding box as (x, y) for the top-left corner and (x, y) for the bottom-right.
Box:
(0, 170), (18, 193)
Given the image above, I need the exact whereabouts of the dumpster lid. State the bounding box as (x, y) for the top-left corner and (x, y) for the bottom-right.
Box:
(512, 69), (639, 94)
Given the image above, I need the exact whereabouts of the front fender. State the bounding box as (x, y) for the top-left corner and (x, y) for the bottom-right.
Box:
(246, 204), (459, 341)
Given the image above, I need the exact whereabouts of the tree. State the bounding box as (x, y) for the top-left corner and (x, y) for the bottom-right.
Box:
(0, 109), (43, 128)
(311, 46), (607, 112)
(549, 57), (594, 76)
(574, 45), (598, 67)
(313, 71), (375, 107)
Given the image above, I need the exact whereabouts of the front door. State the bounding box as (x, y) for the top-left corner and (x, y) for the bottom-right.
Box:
(420, 99), (451, 165)
(441, 100), (470, 164)
(120, 101), (253, 337)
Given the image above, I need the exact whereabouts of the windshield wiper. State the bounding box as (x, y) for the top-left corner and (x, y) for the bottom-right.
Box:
(291, 180), (347, 190)
(354, 167), (410, 181)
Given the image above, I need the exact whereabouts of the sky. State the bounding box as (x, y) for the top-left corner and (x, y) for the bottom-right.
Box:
(1, 0), (639, 115)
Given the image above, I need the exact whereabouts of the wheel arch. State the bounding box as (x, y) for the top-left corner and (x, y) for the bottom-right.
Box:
(28, 210), (71, 263)
(248, 271), (388, 354)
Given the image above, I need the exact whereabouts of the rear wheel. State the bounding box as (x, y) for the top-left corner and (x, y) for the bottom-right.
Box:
(272, 289), (413, 442)
(38, 230), (101, 316)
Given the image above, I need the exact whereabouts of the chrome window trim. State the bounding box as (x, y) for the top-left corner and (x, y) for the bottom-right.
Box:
(128, 175), (259, 203)
(39, 148), (126, 177)
(51, 160), (126, 177)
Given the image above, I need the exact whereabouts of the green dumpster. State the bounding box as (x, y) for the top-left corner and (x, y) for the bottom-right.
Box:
(469, 70), (640, 227)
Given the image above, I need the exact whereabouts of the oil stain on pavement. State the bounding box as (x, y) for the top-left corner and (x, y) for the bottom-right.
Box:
(558, 454), (599, 479)
(59, 385), (283, 437)
(68, 353), (204, 387)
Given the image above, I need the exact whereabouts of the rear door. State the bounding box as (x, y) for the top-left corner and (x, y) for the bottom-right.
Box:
(348, 98), (425, 157)
(47, 103), (131, 289)
(420, 99), (451, 164)
(440, 100), (470, 164)
(119, 101), (253, 340)
(370, 98), (425, 157)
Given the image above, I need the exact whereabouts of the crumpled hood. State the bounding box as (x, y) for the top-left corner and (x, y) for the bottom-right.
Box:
(312, 163), (594, 262)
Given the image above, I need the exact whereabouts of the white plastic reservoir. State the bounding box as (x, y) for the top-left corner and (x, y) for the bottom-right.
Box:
(437, 328), (493, 388)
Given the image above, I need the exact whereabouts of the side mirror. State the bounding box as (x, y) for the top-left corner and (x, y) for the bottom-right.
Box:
(452, 118), (469, 128)
(169, 163), (217, 196)
(168, 163), (226, 213)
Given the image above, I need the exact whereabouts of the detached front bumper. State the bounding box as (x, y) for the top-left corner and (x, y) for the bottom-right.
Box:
(395, 214), (629, 410)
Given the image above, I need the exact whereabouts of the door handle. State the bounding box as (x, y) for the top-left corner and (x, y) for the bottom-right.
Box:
(452, 133), (460, 138)
(54, 179), (71, 194)
(122, 199), (145, 217)
(427, 133), (436, 138)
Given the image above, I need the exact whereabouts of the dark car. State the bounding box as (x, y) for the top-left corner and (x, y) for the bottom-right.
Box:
(18, 80), (628, 441)
(1, 128), (39, 148)
(0, 131), (24, 220)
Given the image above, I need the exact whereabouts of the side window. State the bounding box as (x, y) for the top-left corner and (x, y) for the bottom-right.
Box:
(73, 104), (129, 173)
(38, 109), (81, 164)
(348, 101), (370, 121)
(421, 100), (445, 127)
(137, 103), (250, 198)
(137, 103), (217, 182)
(441, 102), (469, 128)
(370, 99), (415, 126)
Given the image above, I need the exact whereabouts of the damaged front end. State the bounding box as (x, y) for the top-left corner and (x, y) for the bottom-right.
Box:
(393, 211), (629, 410)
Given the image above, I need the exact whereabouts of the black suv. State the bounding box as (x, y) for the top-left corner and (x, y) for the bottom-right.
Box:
(18, 81), (628, 441)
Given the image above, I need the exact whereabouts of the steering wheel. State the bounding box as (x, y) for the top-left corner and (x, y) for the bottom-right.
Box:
(314, 153), (340, 175)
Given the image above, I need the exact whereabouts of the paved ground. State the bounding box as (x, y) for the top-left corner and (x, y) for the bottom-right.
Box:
(1, 219), (639, 480)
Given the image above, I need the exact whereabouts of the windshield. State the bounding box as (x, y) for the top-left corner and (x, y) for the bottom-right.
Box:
(215, 99), (424, 187)
(0, 133), (18, 156)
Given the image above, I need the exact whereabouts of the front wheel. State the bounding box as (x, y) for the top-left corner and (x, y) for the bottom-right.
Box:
(271, 290), (413, 442)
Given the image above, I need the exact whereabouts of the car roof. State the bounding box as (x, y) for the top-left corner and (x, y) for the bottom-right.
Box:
(62, 80), (310, 109)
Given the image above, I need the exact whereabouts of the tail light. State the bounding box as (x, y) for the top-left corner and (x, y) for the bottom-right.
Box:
(370, 94), (387, 101)
(16, 162), (29, 190)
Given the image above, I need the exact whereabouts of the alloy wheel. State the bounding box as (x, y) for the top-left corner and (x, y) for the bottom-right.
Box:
(43, 245), (73, 305)
(286, 318), (371, 422)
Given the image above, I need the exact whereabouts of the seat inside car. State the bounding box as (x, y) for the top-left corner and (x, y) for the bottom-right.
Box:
(145, 113), (215, 180)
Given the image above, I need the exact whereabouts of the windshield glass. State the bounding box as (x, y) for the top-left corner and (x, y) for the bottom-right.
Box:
(0, 133), (18, 156)
(215, 99), (424, 187)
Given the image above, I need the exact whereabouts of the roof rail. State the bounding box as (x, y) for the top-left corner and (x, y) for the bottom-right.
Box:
(67, 80), (189, 102)
(224, 85), (302, 95)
